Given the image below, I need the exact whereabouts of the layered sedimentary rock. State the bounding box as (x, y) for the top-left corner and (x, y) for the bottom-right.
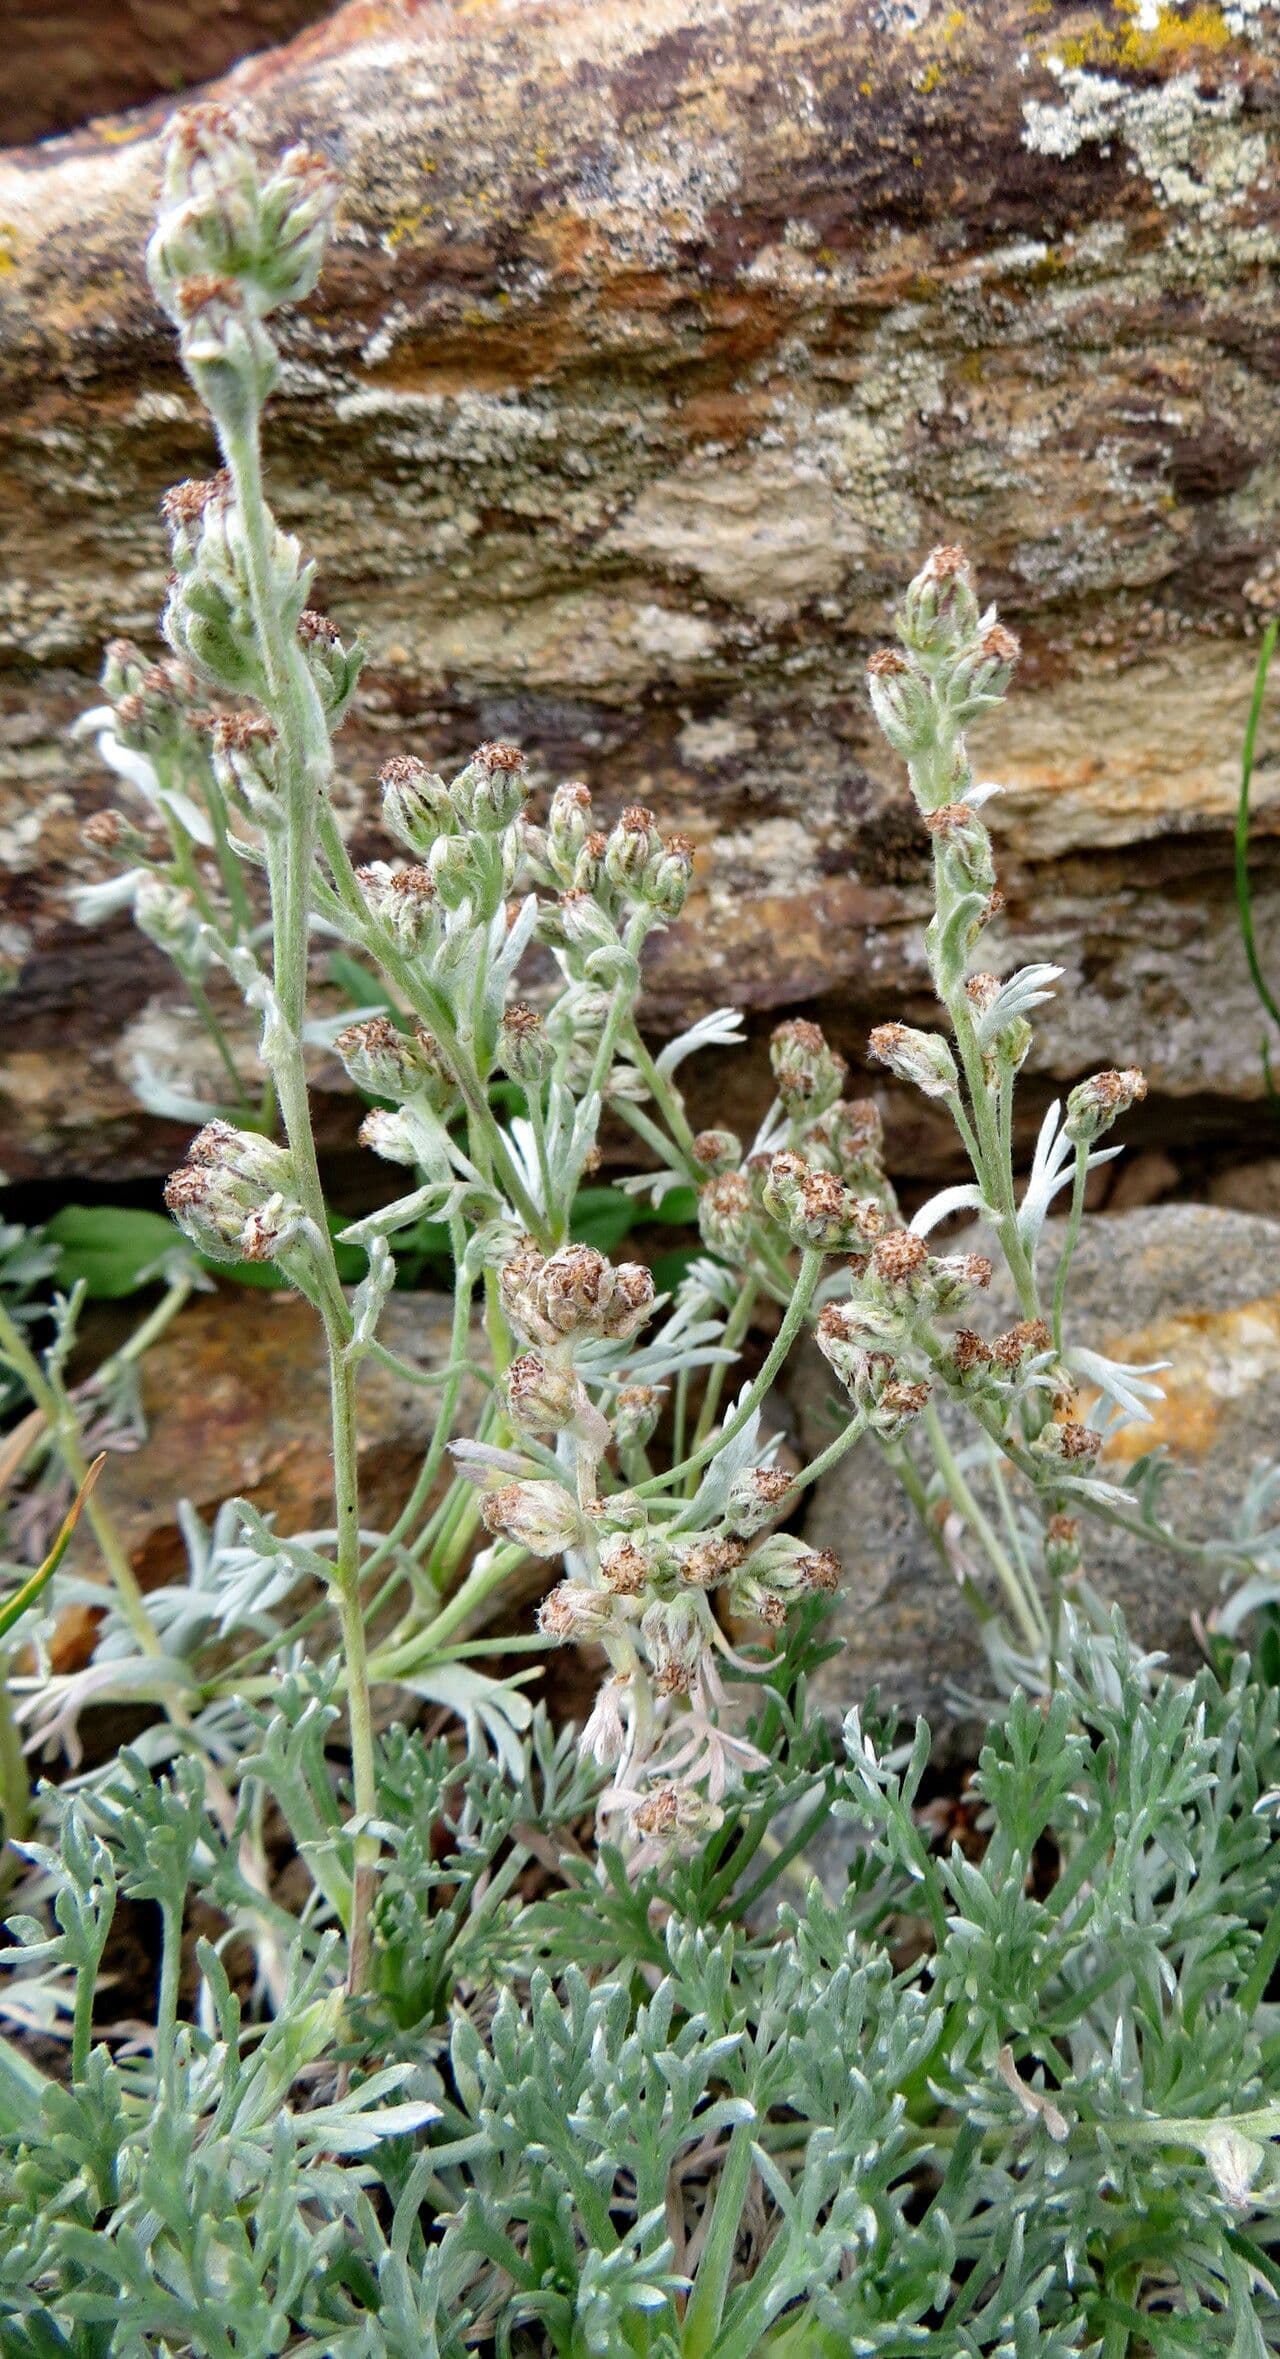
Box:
(3, 0), (1280, 1180)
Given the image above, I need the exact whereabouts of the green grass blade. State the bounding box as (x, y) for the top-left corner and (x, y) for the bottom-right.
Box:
(0, 1454), (106, 1642)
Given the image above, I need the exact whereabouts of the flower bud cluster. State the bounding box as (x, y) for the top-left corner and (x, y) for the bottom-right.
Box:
(730, 1534), (841, 1627)
(762, 1151), (888, 1255)
(102, 641), (207, 769)
(353, 861), (438, 957)
(691, 1128), (742, 1177)
(523, 779), (694, 984)
(171, 272), (280, 425)
(79, 637), (224, 902)
(161, 472), (305, 701)
(82, 808), (151, 862)
(495, 1002), (551, 1086)
(768, 1018), (848, 1117)
(1032, 1417), (1104, 1469)
(964, 971), (1033, 1082)
(1064, 1067), (1148, 1144)
(611, 1384), (666, 1450)
(801, 1094), (896, 1207)
(698, 1170), (756, 1260)
(333, 1015), (455, 1108)
(132, 875), (212, 979)
(866, 546), (1018, 999)
(524, 1466), (836, 1737)
(498, 1241), (656, 1349)
(210, 709), (279, 820)
(695, 1014), (898, 1271)
(504, 1351), (594, 1437)
(352, 743), (535, 1006)
(902, 542), (979, 647)
(457, 1221), (833, 1846)
(296, 609), (363, 731)
(482, 1481), (592, 1558)
(164, 1120), (304, 1265)
(868, 1023), (959, 1102)
(381, 741), (531, 859)
(148, 111), (338, 431)
(148, 109), (338, 323)
(816, 1230), (1003, 1435)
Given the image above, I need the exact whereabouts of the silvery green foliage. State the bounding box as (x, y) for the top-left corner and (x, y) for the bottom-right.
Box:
(8, 1622), (1280, 2351)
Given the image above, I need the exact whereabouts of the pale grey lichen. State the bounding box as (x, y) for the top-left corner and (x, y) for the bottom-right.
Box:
(1024, 62), (1265, 221)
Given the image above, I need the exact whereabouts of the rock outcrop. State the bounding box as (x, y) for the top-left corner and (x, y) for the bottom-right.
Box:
(3, 0), (1280, 1180)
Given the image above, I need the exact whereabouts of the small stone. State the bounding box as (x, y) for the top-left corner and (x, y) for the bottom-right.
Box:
(1105, 1147), (1179, 1211)
(1208, 1160), (1280, 1221)
(786, 1207), (1280, 1754)
(62, 1287), (485, 1602)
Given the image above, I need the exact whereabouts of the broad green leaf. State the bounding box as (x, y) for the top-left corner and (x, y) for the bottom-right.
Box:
(569, 1187), (641, 1252)
(654, 1184), (698, 1225)
(45, 1206), (181, 1299)
(652, 1247), (699, 1295)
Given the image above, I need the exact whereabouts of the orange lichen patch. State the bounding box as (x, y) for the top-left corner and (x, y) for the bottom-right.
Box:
(1086, 1296), (1280, 1466)
(1052, 0), (1234, 72)
(385, 203), (437, 252)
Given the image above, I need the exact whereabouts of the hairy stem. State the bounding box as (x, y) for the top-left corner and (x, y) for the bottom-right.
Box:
(221, 411), (378, 1999)
(1051, 1148), (1089, 1355)
(922, 1401), (1048, 1656)
(650, 1250), (824, 1507)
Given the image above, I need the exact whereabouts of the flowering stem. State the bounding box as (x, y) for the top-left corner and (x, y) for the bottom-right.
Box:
(186, 976), (256, 1119)
(371, 1543), (527, 1678)
(922, 1401), (1048, 1655)
(685, 1276), (760, 1491)
(360, 1215), (478, 1588)
(960, 1391), (1256, 1579)
(1051, 1148), (1089, 1354)
(643, 1250), (823, 1503)
(879, 1430), (999, 1630)
(947, 988), (1040, 1322)
(87, 1274), (193, 1398)
(314, 805), (552, 1243)
(0, 1658), (31, 1880)
(199, 761), (257, 940)
(327, 1345), (379, 1995)
(788, 1410), (869, 1500)
(219, 410), (378, 2000)
(525, 1082), (558, 1234)
(624, 1026), (701, 1165)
